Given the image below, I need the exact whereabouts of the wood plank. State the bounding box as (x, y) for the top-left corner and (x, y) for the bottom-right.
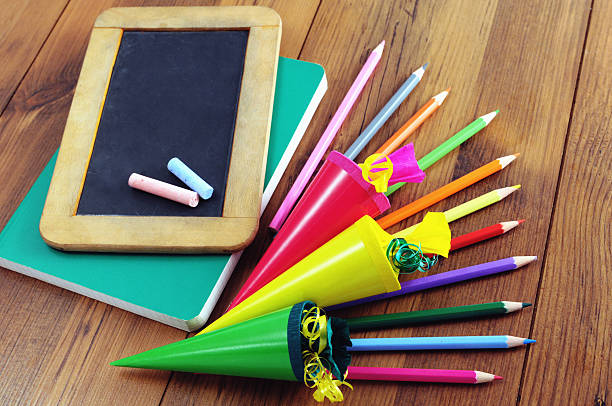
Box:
(519, 0), (612, 404)
(0, 0), (319, 405)
(0, 0), (69, 114)
(160, 0), (591, 404)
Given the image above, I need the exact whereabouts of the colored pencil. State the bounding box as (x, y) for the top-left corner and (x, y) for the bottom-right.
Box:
(377, 154), (519, 229)
(326, 256), (537, 310)
(386, 110), (499, 195)
(375, 89), (450, 156)
(346, 366), (502, 384)
(269, 41), (384, 231)
(344, 64), (428, 160)
(451, 220), (525, 251)
(349, 336), (536, 351)
(392, 185), (521, 239)
(346, 301), (532, 331)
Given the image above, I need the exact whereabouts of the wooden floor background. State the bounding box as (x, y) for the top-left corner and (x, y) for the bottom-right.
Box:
(0, 1), (610, 405)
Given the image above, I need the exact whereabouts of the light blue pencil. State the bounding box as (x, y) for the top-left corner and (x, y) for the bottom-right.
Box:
(344, 63), (428, 160)
(348, 336), (536, 351)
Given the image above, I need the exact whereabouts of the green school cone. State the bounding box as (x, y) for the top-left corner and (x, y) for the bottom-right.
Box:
(111, 301), (352, 401)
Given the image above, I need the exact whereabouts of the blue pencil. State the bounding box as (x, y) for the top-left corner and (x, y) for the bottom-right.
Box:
(348, 336), (536, 351)
(344, 63), (428, 160)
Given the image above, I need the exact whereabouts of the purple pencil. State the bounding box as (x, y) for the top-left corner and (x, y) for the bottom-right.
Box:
(326, 256), (536, 311)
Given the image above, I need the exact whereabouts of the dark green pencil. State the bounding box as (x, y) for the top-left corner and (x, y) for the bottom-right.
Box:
(346, 301), (531, 331)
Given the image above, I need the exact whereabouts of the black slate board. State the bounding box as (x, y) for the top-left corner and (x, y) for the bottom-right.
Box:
(77, 30), (248, 216)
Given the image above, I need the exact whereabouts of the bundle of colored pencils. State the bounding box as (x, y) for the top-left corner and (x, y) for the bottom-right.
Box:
(265, 41), (537, 387)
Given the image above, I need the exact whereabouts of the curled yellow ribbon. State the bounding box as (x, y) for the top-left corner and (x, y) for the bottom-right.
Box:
(303, 351), (353, 403)
(301, 307), (327, 353)
(358, 153), (393, 193)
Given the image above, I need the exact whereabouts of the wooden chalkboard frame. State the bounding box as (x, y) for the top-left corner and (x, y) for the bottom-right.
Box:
(40, 7), (281, 253)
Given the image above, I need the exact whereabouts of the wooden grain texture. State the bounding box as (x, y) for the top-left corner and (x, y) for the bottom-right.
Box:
(0, 0), (69, 114)
(519, 0), (612, 404)
(0, 0), (319, 405)
(161, 0), (591, 405)
(0, 0), (608, 405)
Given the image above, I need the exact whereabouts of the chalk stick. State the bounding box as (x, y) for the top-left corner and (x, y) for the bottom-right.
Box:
(167, 158), (213, 199)
(128, 173), (199, 207)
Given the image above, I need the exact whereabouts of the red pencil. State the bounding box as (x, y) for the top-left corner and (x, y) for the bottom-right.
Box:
(450, 220), (525, 251)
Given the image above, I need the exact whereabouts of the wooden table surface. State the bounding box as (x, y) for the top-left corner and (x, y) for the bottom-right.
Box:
(0, 1), (610, 405)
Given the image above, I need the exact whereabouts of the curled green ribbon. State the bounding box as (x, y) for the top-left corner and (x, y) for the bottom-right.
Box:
(386, 238), (438, 274)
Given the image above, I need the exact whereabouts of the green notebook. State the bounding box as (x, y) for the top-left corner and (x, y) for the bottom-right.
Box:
(0, 57), (327, 331)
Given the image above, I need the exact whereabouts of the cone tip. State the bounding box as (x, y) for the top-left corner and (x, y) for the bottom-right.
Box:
(110, 358), (129, 367)
(522, 302), (532, 308)
(518, 219), (526, 224)
(525, 339), (537, 344)
(494, 375), (504, 381)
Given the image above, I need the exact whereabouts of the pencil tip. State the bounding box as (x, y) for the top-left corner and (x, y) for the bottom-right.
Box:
(481, 110), (499, 125)
(434, 89), (450, 104)
(524, 339), (537, 344)
(513, 255), (538, 268)
(374, 40), (385, 54)
(499, 154), (518, 169)
(494, 375), (504, 381)
(512, 184), (521, 189)
(413, 63), (428, 79)
(514, 152), (521, 157)
(522, 302), (532, 308)
(445, 87), (451, 92)
(518, 219), (526, 224)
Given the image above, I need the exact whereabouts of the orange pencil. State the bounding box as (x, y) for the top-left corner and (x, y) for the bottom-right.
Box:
(375, 88), (450, 156)
(377, 153), (519, 229)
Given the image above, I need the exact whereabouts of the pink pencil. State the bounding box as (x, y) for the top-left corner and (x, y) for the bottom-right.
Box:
(347, 366), (503, 384)
(268, 40), (385, 231)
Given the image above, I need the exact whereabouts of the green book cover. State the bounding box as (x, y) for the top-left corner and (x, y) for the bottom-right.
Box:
(0, 57), (327, 331)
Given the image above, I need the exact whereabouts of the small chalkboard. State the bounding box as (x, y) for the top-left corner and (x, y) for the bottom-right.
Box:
(40, 7), (281, 253)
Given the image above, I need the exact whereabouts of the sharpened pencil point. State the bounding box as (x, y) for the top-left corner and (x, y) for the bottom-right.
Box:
(522, 302), (532, 308)
(498, 154), (518, 169)
(518, 219), (526, 224)
(433, 89), (450, 104)
(373, 40), (385, 54)
(423, 62), (429, 70)
(513, 255), (538, 268)
(524, 339), (536, 344)
(481, 110), (498, 125)
(494, 375), (504, 381)
(413, 64), (428, 79)
(496, 185), (521, 200)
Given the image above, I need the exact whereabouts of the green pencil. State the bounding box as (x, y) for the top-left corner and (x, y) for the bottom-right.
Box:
(346, 301), (531, 331)
(386, 110), (499, 196)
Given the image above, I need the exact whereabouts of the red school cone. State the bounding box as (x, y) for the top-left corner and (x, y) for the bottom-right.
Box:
(228, 146), (424, 310)
(228, 147), (423, 310)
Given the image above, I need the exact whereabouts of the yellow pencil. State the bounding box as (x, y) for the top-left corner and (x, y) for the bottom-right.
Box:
(392, 185), (520, 238)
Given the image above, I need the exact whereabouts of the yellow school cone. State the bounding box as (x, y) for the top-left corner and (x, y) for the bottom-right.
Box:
(199, 212), (449, 335)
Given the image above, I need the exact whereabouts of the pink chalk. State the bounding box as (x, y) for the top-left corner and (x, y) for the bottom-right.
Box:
(128, 173), (199, 207)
